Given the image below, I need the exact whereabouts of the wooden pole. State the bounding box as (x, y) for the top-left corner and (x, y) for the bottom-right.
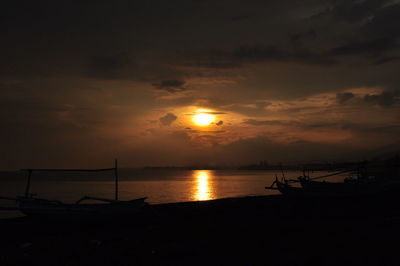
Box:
(114, 159), (119, 201)
(25, 170), (32, 197)
(280, 164), (285, 182)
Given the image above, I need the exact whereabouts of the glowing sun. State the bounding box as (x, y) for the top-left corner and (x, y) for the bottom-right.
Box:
(193, 113), (214, 126)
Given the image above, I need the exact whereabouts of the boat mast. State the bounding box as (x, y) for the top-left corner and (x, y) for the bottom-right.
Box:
(280, 164), (286, 182)
(24, 170), (32, 197)
(114, 159), (119, 201)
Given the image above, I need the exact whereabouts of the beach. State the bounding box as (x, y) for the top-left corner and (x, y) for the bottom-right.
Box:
(1, 195), (400, 266)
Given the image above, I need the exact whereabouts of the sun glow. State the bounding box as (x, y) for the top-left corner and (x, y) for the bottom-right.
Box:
(193, 112), (214, 126)
(193, 170), (214, 201)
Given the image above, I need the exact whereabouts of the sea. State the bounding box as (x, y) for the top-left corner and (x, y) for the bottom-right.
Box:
(0, 169), (342, 219)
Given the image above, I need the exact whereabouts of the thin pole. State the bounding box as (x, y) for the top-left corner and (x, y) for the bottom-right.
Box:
(114, 159), (119, 201)
(25, 170), (32, 197)
(280, 164), (285, 182)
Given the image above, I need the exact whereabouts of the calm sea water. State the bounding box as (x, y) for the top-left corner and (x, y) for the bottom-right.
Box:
(0, 169), (341, 219)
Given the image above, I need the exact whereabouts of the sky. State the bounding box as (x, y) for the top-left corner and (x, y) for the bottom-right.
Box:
(1, 0), (400, 169)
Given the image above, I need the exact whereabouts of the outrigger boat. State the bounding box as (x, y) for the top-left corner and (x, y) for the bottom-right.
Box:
(0, 160), (148, 218)
(266, 164), (400, 197)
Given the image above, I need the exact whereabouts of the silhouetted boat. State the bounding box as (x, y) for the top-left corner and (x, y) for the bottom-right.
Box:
(15, 196), (147, 217)
(0, 160), (148, 218)
(267, 178), (383, 197)
(266, 163), (400, 197)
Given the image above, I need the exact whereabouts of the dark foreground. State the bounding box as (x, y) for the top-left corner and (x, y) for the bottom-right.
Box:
(1, 195), (400, 266)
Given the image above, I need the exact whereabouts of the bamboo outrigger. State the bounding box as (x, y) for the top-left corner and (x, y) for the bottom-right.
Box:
(0, 160), (148, 218)
(266, 163), (400, 197)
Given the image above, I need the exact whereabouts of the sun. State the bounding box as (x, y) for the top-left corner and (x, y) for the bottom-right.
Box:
(193, 113), (214, 126)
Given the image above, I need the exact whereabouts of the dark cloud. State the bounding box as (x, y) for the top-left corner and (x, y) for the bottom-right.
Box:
(196, 5), (399, 70)
(373, 56), (400, 65)
(216, 120), (224, 126)
(158, 80), (185, 87)
(363, 90), (400, 107)
(218, 136), (363, 164)
(225, 14), (253, 22)
(0, 99), (73, 113)
(243, 119), (292, 126)
(153, 80), (187, 93)
(364, 4), (400, 39)
(195, 45), (337, 70)
(323, 0), (389, 22)
(194, 49), (242, 69)
(159, 113), (178, 126)
(243, 119), (361, 131)
(336, 92), (355, 104)
(218, 102), (272, 117)
(87, 53), (132, 79)
(305, 2), (400, 65)
(2, 0), (400, 168)
(290, 29), (317, 42)
(233, 45), (336, 66)
(330, 37), (398, 56)
(196, 3), (400, 69)
(233, 45), (286, 61)
(341, 123), (400, 135)
(242, 119), (335, 129)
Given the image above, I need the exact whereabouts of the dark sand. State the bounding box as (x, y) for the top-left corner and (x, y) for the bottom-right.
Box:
(1, 195), (400, 266)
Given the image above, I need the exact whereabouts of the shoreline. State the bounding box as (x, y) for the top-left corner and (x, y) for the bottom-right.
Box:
(1, 194), (400, 265)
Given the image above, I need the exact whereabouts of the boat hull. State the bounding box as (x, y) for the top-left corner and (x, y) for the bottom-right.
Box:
(18, 198), (148, 218)
(273, 179), (400, 198)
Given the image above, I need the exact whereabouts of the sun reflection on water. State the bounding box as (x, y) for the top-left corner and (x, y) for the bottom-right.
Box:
(193, 170), (214, 201)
